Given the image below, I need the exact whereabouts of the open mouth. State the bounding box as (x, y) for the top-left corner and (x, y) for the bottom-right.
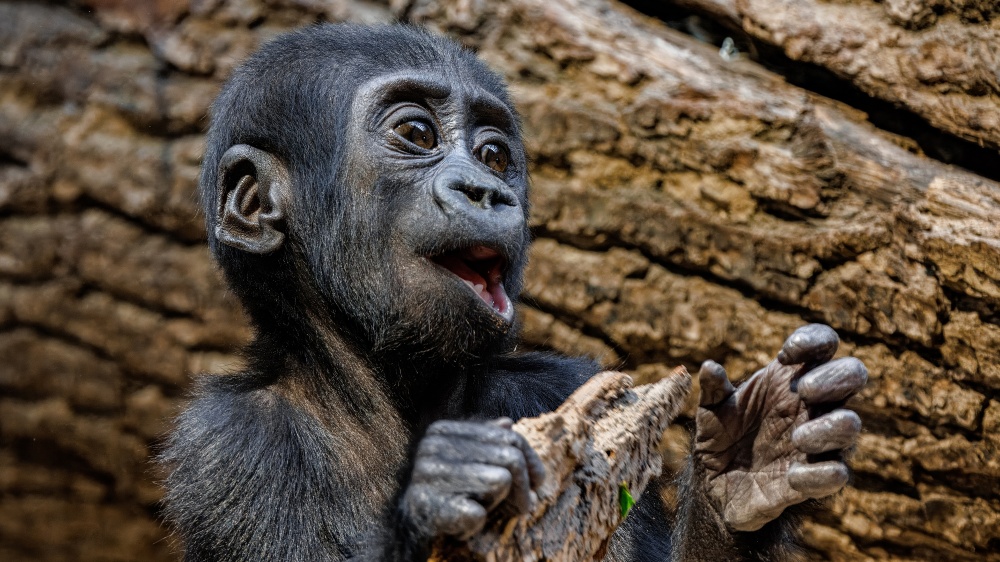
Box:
(429, 245), (514, 321)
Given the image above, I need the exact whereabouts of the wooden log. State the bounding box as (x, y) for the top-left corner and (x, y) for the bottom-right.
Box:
(670, 0), (1000, 149)
(430, 368), (691, 561)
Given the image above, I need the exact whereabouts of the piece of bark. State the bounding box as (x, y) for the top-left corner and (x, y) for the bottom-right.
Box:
(672, 0), (1000, 149)
(430, 368), (691, 562)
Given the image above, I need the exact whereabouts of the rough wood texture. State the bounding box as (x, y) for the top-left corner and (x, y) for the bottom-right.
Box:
(431, 369), (691, 561)
(1, 0), (998, 560)
(671, 0), (1000, 150)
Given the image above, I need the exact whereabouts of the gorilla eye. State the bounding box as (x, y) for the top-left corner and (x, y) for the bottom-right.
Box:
(393, 120), (437, 150)
(478, 143), (509, 173)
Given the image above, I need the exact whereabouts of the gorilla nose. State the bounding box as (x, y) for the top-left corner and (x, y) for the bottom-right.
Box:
(451, 181), (517, 210)
(434, 169), (519, 214)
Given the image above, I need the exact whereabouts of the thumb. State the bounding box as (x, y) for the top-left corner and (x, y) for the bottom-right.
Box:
(698, 360), (735, 407)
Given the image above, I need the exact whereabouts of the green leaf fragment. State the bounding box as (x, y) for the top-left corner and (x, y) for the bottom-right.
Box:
(618, 481), (635, 519)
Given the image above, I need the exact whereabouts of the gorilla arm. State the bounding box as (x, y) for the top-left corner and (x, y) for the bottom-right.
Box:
(670, 324), (867, 561)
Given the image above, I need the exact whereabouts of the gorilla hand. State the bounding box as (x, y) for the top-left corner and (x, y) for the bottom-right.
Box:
(694, 324), (867, 532)
(401, 419), (545, 541)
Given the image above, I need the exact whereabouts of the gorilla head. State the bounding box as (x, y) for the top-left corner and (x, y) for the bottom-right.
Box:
(200, 25), (531, 366)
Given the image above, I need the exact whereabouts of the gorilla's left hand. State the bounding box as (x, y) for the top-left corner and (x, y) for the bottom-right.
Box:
(693, 324), (867, 532)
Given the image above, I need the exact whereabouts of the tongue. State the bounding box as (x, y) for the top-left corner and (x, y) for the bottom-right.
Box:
(435, 254), (492, 304)
(434, 252), (510, 317)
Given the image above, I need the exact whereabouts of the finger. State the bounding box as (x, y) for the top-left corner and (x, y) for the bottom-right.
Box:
(427, 420), (546, 490)
(519, 438), (546, 492)
(420, 491), (489, 540)
(405, 483), (488, 539)
(427, 420), (520, 445)
(797, 357), (868, 404)
(792, 409), (862, 454)
(491, 417), (514, 429)
(443, 497), (489, 540)
(698, 360), (735, 407)
(777, 324), (839, 366)
(411, 459), (513, 512)
(787, 461), (849, 499)
(419, 437), (534, 512)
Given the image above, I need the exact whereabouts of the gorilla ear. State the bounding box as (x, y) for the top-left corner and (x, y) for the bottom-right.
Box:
(216, 144), (290, 254)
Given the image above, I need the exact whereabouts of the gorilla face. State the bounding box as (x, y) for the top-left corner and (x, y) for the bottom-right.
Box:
(203, 25), (532, 367)
(327, 66), (531, 361)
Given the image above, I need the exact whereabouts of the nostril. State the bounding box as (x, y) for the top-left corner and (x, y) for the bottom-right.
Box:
(456, 184), (487, 205)
(445, 179), (518, 211)
(493, 189), (517, 208)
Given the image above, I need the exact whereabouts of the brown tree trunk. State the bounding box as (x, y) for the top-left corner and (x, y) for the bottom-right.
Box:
(671, 0), (1000, 150)
(0, 0), (997, 561)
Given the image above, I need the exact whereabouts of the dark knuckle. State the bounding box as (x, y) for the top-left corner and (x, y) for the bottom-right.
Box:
(498, 445), (524, 466)
(421, 435), (449, 449)
(495, 428), (520, 446)
(483, 467), (512, 487)
(427, 420), (458, 435)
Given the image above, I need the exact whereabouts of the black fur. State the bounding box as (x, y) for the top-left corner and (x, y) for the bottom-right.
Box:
(162, 23), (799, 561)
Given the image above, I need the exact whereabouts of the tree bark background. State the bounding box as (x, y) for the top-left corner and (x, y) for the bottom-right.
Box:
(0, 0), (997, 560)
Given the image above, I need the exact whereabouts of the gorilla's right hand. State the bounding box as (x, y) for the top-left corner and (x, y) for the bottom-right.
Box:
(400, 418), (546, 540)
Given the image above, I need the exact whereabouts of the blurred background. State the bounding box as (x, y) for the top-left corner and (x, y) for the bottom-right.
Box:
(0, 0), (998, 560)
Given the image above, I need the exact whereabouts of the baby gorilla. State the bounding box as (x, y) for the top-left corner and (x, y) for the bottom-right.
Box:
(161, 24), (867, 562)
